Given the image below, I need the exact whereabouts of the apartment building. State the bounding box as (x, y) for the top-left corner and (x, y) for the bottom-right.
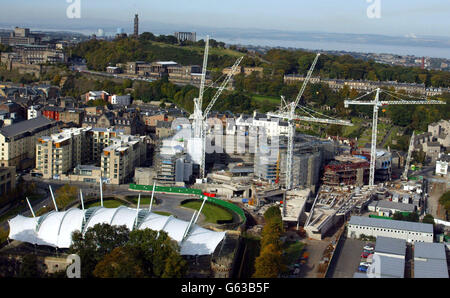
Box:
(101, 135), (147, 184)
(35, 127), (147, 184)
(284, 75), (448, 96)
(36, 127), (92, 179)
(90, 128), (123, 162)
(0, 117), (59, 170)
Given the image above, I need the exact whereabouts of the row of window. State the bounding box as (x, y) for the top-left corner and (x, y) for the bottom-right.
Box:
(350, 225), (431, 237)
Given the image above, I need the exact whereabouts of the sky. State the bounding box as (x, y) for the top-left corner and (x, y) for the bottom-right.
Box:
(0, 0), (449, 38)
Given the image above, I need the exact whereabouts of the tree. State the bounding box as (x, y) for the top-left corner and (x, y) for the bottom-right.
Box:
(439, 191), (450, 214)
(125, 229), (187, 278)
(326, 125), (343, 137)
(405, 212), (419, 222)
(0, 255), (20, 277)
(19, 254), (41, 278)
(422, 214), (435, 225)
(412, 151), (427, 165)
(253, 244), (285, 278)
(93, 247), (144, 278)
(55, 184), (78, 209)
(69, 224), (130, 278)
(162, 250), (188, 278)
(393, 212), (404, 221)
(263, 206), (282, 224)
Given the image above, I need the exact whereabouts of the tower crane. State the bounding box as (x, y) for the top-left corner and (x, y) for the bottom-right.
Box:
(267, 53), (353, 190)
(402, 131), (415, 181)
(191, 35), (244, 178)
(344, 88), (445, 186)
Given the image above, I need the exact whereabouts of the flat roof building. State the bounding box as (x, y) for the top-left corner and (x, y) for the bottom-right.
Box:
(347, 216), (433, 243)
(413, 242), (449, 278)
(374, 236), (406, 258)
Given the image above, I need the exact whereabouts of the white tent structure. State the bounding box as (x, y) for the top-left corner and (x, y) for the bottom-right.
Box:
(8, 206), (226, 256)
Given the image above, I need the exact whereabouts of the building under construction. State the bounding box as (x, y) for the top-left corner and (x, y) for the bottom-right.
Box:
(304, 185), (376, 240)
(254, 135), (337, 191)
(322, 155), (370, 186)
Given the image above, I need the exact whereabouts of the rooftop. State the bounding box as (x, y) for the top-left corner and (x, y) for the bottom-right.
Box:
(375, 236), (406, 257)
(414, 242), (447, 260)
(348, 216), (433, 234)
(372, 255), (405, 278)
(373, 200), (416, 213)
(414, 258), (449, 278)
(0, 116), (55, 138)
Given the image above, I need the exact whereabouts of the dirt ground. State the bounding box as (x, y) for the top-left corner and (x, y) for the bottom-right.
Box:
(427, 181), (448, 220)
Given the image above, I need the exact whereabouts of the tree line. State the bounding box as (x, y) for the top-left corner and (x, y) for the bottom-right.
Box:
(252, 206), (286, 278)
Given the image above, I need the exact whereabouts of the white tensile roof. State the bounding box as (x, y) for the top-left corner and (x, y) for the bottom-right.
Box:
(8, 207), (226, 256)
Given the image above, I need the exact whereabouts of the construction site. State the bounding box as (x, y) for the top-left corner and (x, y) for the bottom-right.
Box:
(322, 155), (370, 186)
(303, 185), (376, 240)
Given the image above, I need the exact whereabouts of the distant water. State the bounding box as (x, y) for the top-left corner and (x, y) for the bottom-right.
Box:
(216, 37), (450, 59)
(23, 26), (450, 59)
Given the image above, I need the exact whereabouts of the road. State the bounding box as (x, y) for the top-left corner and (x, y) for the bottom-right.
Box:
(0, 175), (208, 231)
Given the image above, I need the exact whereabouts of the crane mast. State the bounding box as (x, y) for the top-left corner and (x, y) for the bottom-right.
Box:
(344, 88), (445, 186)
(193, 36), (209, 139)
(199, 56), (244, 178)
(267, 53), (352, 190)
(402, 131), (415, 181)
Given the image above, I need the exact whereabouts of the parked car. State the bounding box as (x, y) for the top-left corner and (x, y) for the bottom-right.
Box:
(361, 252), (373, 258)
(358, 265), (369, 273)
(363, 244), (375, 251)
(360, 262), (371, 267)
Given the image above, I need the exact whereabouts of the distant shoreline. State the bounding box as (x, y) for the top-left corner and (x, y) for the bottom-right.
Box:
(1, 26), (449, 60)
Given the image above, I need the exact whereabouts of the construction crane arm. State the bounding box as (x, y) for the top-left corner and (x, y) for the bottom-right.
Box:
(203, 56), (244, 119)
(345, 100), (444, 107)
(198, 36), (210, 108)
(292, 53), (321, 114)
(294, 116), (353, 126)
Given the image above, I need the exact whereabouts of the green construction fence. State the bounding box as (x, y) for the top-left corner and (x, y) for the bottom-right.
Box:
(129, 184), (246, 223)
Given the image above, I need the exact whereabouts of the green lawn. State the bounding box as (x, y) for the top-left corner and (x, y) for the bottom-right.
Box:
(128, 196), (156, 206)
(181, 201), (233, 224)
(85, 199), (126, 209)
